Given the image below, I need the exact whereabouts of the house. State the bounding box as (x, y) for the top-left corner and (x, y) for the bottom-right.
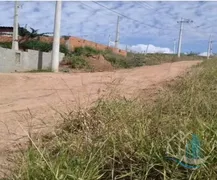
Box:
(0, 26), (13, 36)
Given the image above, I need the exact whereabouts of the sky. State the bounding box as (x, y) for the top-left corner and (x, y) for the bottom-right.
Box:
(0, 1), (216, 54)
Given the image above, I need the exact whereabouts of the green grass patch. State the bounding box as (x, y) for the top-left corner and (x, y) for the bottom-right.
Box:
(103, 52), (130, 68)
(126, 53), (206, 66)
(63, 47), (131, 70)
(0, 42), (12, 49)
(26, 68), (53, 73)
(62, 54), (91, 70)
(7, 59), (217, 179)
(74, 46), (102, 57)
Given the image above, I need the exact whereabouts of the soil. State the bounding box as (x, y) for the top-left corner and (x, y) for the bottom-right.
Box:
(0, 60), (201, 177)
(60, 54), (114, 73)
(85, 54), (114, 72)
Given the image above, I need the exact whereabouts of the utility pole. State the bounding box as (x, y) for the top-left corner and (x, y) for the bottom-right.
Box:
(207, 35), (212, 59)
(108, 34), (111, 47)
(51, 0), (62, 72)
(145, 44), (149, 55)
(210, 40), (213, 57)
(173, 39), (176, 54)
(177, 18), (193, 58)
(115, 16), (120, 48)
(12, 0), (19, 50)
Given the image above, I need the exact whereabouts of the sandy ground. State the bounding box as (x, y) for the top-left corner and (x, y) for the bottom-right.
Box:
(0, 60), (201, 176)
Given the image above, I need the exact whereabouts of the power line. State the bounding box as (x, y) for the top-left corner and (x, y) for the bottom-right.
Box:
(79, 3), (116, 30)
(136, 2), (152, 10)
(186, 24), (216, 39)
(136, 2), (167, 17)
(80, 1), (214, 52)
(136, 2), (180, 30)
(143, 2), (155, 9)
(92, 1), (174, 30)
(80, 1), (177, 44)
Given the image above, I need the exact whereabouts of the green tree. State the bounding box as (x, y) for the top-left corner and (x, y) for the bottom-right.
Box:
(18, 24), (47, 44)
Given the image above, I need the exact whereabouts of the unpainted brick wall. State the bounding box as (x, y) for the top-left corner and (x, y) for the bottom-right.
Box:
(0, 35), (127, 57)
(0, 36), (12, 42)
(39, 36), (66, 45)
(67, 37), (127, 57)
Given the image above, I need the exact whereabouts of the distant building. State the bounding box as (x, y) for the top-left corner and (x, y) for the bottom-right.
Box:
(0, 26), (13, 36)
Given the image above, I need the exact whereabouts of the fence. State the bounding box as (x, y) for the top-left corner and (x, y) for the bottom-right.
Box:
(0, 47), (64, 72)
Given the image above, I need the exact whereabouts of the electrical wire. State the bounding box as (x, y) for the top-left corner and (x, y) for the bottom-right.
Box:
(82, 2), (216, 44)
(92, 1), (175, 31)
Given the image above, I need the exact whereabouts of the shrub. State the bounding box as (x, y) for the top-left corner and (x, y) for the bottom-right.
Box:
(20, 40), (52, 52)
(126, 54), (145, 67)
(74, 46), (101, 56)
(0, 42), (12, 49)
(63, 54), (90, 69)
(59, 45), (69, 55)
(20, 41), (68, 54)
(103, 53), (129, 68)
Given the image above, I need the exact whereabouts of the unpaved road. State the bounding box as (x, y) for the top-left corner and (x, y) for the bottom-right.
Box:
(0, 60), (201, 176)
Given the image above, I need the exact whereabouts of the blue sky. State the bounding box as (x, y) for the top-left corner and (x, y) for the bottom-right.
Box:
(0, 1), (216, 54)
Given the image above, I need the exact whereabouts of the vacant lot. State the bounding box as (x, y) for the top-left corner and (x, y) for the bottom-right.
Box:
(0, 60), (200, 177)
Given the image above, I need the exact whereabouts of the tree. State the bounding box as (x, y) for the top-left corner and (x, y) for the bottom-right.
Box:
(18, 24), (47, 44)
(18, 25), (51, 50)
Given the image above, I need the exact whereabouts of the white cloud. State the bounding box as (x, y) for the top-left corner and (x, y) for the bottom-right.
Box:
(129, 44), (173, 54)
(110, 41), (173, 54)
(199, 52), (208, 57)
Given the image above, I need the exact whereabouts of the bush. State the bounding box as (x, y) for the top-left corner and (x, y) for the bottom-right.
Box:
(63, 54), (90, 69)
(126, 54), (145, 67)
(103, 53), (129, 68)
(20, 40), (69, 54)
(0, 41), (69, 54)
(20, 40), (52, 52)
(0, 42), (12, 49)
(59, 45), (69, 55)
(74, 46), (101, 56)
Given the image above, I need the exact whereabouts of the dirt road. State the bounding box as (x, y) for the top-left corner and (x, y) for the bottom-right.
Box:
(0, 60), (201, 176)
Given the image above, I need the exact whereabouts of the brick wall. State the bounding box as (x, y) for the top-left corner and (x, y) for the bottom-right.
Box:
(0, 36), (12, 42)
(67, 37), (127, 57)
(39, 36), (66, 45)
(0, 35), (127, 57)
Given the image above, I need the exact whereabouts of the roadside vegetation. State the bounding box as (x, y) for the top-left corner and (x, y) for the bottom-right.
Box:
(0, 26), (207, 72)
(7, 59), (217, 179)
(61, 46), (208, 71)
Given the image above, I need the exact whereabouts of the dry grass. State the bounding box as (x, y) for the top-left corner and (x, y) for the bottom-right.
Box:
(5, 59), (217, 179)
